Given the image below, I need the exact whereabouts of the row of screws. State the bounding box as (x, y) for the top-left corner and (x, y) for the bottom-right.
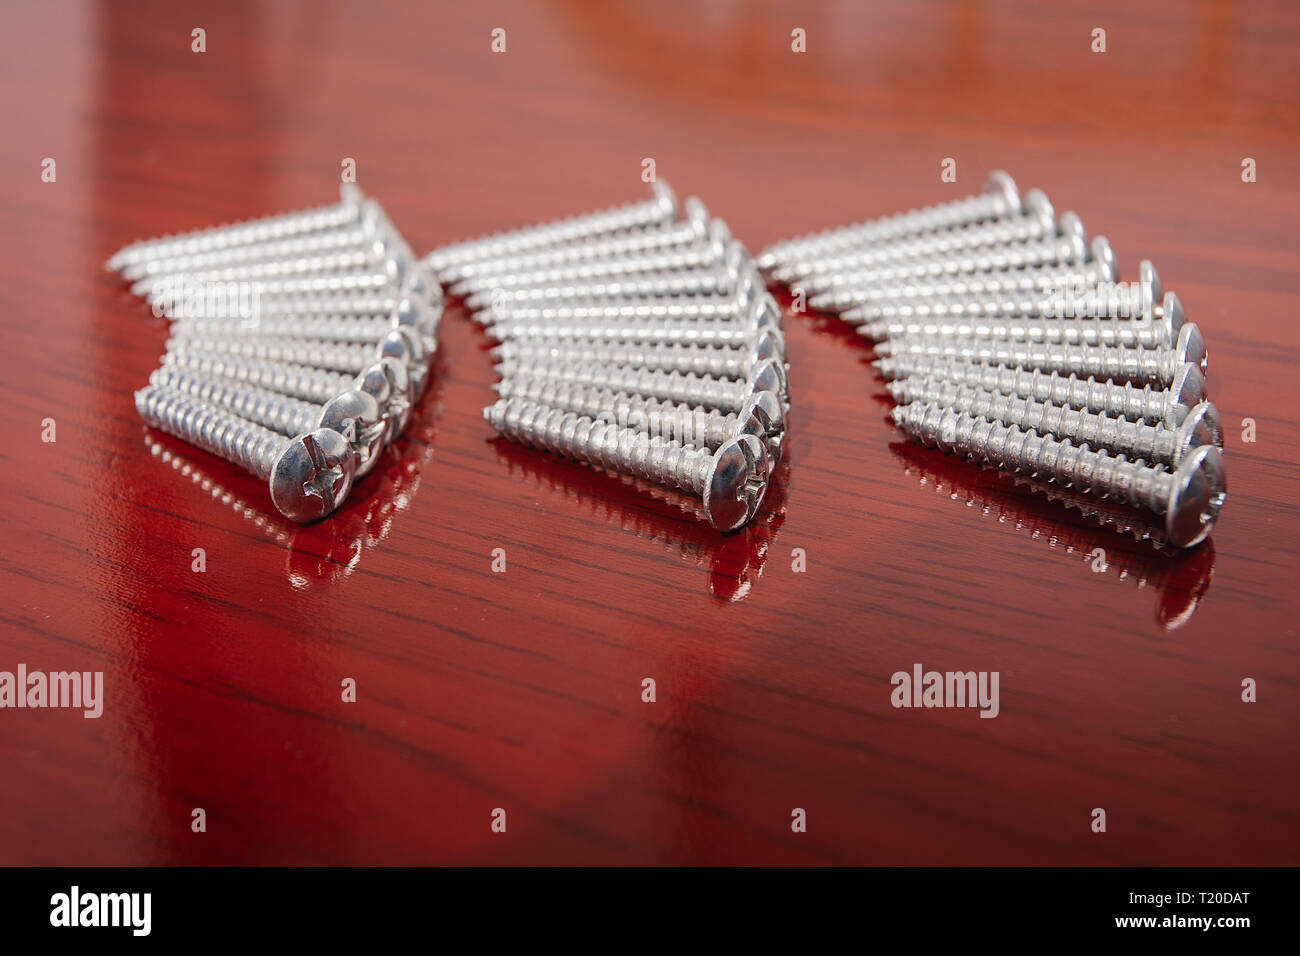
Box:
(760, 172), (1226, 548)
(107, 187), (440, 521)
(424, 181), (786, 532)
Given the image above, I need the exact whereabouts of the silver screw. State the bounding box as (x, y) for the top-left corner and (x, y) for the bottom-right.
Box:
(491, 330), (785, 380)
(891, 402), (1227, 548)
(856, 303), (1185, 349)
(165, 336), (378, 374)
(873, 323), (1209, 388)
(149, 367), (390, 478)
(757, 170), (1023, 271)
(135, 385), (357, 522)
(457, 231), (733, 304)
(471, 261), (744, 314)
(843, 261), (1171, 326)
(424, 180), (679, 276)
(108, 185), (365, 272)
(501, 376), (734, 442)
(890, 375), (1222, 465)
(790, 220), (1089, 298)
(493, 356), (787, 413)
(771, 190), (1066, 282)
(873, 354), (1206, 429)
(814, 237), (1116, 314)
(483, 279), (764, 326)
(439, 198), (714, 285)
(482, 397), (769, 532)
(118, 201), (398, 280)
(160, 352), (356, 402)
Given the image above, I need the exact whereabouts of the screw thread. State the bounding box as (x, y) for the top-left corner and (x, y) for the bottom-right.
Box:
(876, 336), (1176, 387)
(425, 192), (673, 273)
(135, 385), (285, 479)
(457, 242), (725, 298)
(445, 219), (701, 283)
(761, 189), (1012, 266)
(893, 402), (1178, 514)
(892, 378), (1180, 464)
(875, 355), (1173, 424)
(780, 214), (1054, 279)
(494, 340), (749, 379)
(486, 295), (745, 324)
(478, 269), (735, 309)
(124, 227), (378, 279)
(160, 352), (354, 402)
(484, 398), (712, 494)
(250, 293), (401, 317)
(165, 336), (374, 373)
(483, 320), (762, 348)
(795, 235), (1085, 291)
(141, 249), (379, 288)
(860, 317), (1170, 348)
(171, 316), (392, 342)
(498, 377), (736, 448)
(149, 367), (321, 436)
(492, 359), (747, 413)
(109, 200), (358, 268)
(157, 272), (394, 299)
(818, 262), (1112, 312)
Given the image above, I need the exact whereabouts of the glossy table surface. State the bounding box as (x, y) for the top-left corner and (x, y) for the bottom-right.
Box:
(1, 0), (1297, 865)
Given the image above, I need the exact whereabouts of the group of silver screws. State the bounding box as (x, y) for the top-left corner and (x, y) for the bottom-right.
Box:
(107, 185), (441, 522)
(425, 181), (787, 532)
(760, 171), (1226, 547)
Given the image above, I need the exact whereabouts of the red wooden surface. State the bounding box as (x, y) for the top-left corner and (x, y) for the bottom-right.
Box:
(1, 0), (1298, 865)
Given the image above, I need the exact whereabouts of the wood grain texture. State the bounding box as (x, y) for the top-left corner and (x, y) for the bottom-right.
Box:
(0, 0), (1297, 865)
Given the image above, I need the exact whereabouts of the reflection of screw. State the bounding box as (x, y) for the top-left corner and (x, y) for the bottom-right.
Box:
(874, 323), (1208, 388)
(857, 298), (1185, 349)
(135, 386), (356, 522)
(771, 189), (1063, 282)
(437, 196), (709, 285)
(757, 170), (1022, 271)
(814, 238), (1117, 314)
(891, 402), (1227, 547)
(425, 180), (679, 276)
(107, 185), (365, 271)
(889, 376), (1222, 466)
(876, 355), (1206, 429)
(484, 397), (769, 532)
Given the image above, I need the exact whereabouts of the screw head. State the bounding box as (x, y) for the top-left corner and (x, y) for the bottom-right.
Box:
(1139, 260), (1163, 310)
(1161, 292), (1186, 339)
(1173, 402), (1222, 459)
(683, 197), (710, 239)
(377, 356), (414, 440)
(1059, 212), (1087, 260)
(738, 390), (786, 472)
(391, 295), (438, 353)
(751, 327), (786, 367)
(1090, 237), (1118, 281)
(269, 428), (357, 522)
(1166, 444), (1227, 548)
(651, 179), (679, 219)
(1023, 190), (1055, 230)
(983, 170), (1021, 213)
(1165, 363), (1206, 427)
(703, 434), (769, 532)
(316, 388), (387, 478)
(1175, 323), (1209, 376)
(379, 328), (427, 397)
